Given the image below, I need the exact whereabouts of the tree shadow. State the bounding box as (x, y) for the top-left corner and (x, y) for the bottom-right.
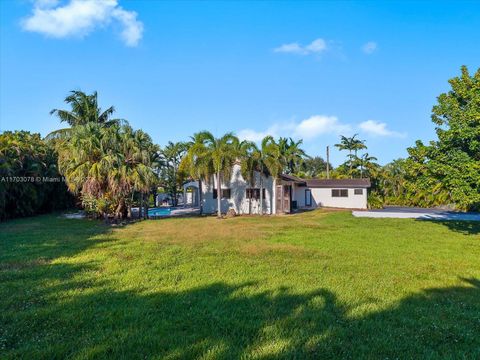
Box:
(0, 214), (126, 264)
(2, 272), (479, 358)
(2, 215), (479, 358)
(419, 219), (480, 235)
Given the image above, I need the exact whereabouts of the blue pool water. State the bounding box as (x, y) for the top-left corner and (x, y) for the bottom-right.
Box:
(148, 207), (171, 217)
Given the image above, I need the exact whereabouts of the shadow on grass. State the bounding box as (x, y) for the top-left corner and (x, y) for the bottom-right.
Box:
(1, 215), (479, 358)
(0, 214), (117, 263)
(420, 219), (480, 235)
(2, 273), (479, 358)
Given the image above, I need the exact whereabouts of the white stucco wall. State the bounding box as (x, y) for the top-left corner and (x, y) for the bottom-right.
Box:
(201, 164), (275, 215)
(294, 186), (368, 209)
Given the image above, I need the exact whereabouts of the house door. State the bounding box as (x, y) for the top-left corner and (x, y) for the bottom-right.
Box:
(276, 185), (283, 213)
(276, 185), (292, 213)
(283, 185), (291, 213)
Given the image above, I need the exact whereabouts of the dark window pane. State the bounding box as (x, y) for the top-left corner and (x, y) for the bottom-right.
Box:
(332, 189), (348, 197)
(354, 189), (363, 195)
(305, 189), (312, 206)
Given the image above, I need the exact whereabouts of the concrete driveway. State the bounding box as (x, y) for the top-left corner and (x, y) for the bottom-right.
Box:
(352, 207), (480, 221)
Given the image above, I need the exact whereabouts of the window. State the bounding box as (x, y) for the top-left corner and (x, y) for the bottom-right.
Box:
(332, 189), (348, 197)
(246, 188), (265, 199)
(354, 189), (363, 195)
(305, 189), (312, 207)
(213, 189), (231, 199)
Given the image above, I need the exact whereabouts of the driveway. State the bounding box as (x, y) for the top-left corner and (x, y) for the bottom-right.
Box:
(352, 207), (480, 221)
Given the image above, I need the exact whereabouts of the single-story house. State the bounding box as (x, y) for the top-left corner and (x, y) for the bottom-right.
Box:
(183, 163), (371, 215)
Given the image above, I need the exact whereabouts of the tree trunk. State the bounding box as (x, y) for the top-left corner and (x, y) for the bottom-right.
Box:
(199, 179), (203, 215)
(259, 171), (264, 216)
(349, 150), (353, 178)
(216, 172), (222, 218)
(248, 185), (252, 215)
(115, 201), (124, 221)
(144, 193), (148, 220)
(272, 177), (276, 215)
(172, 161), (177, 207)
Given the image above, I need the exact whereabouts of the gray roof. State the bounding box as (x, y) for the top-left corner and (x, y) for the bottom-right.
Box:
(280, 174), (371, 188)
(304, 178), (371, 188)
(280, 173), (305, 183)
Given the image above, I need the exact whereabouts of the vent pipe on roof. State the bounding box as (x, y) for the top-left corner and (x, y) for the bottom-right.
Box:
(326, 146), (330, 179)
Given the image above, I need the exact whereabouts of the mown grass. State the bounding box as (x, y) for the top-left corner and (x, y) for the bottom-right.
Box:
(1, 210), (479, 359)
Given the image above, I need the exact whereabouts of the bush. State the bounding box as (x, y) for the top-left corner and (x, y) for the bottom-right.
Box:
(367, 191), (384, 209)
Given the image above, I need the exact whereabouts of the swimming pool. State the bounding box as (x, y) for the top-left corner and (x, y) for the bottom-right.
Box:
(148, 207), (171, 217)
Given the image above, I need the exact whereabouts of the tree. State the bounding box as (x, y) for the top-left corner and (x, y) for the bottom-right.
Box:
(57, 123), (157, 220)
(239, 141), (261, 215)
(0, 131), (73, 221)
(258, 136), (282, 215)
(47, 90), (125, 139)
(335, 134), (366, 177)
(158, 141), (188, 206)
(278, 137), (308, 174)
(180, 131), (239, 218)
(358, 153), (378, 178)
(301, 156), (332, 178)
(404, 66), (480, 210)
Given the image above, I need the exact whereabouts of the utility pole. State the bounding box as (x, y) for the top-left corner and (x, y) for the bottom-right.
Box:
(326, 146), (330, 179)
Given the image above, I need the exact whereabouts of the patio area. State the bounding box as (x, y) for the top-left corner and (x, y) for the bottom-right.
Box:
(352, 207), (480, 221)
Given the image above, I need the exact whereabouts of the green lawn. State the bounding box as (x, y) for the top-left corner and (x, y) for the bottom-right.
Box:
(1, 210), (479, 359)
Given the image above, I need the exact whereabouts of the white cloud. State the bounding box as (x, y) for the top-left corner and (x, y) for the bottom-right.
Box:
(274, 38), (328, 55)
(273, 42), (306, 55)
(238, 115), (351, 143)
(238, 123), (286, 142)
(359, 120), (405, 137)
(21, 0), (143, 47)
(293, 115), (351, 139)
(239, 117), (406, 143)
(305, 38), (327, 53)
(362, 41), (377, 54)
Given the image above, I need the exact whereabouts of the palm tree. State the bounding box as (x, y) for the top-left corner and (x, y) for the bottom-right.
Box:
(181, 131), (239, 218)
(278, 137), (308, 174)
(335, 134), (366, 178)
(351, 135), (367, 159)
(46, 90), (125, 139)
(116, 126), (158, 219)
(258, 136), (282, 215)
(359, 153), (378, 178)
(58, 123), (156, 221)
(239, 141), (260, 215)
(158, 141), (188, 206)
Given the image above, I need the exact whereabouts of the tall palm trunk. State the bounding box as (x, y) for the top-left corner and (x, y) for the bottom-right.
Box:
(216, 172), (222, 218)
(272, 177), (276, 215)
(198, 179), (203, 215)
(259, 166), (264, 215)
(172, 160), (177, 206)
(248, 183), (252, 215)
(349, 150), (353, 178)
(144, 192), (149, 219)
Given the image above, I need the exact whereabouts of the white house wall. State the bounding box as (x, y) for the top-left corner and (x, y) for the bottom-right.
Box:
(294, 186), (367, 209)
(201, 164), (275, 215)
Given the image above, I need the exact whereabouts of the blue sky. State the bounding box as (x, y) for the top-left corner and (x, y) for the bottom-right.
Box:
(1, 0), (479, 165)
